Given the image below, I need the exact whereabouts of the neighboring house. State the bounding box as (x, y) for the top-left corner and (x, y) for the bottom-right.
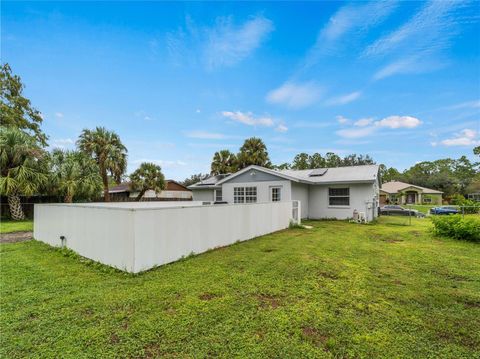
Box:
(467, 192), (480, 202)
(380, 181), (442, 205)
(188, 165), (380, 221)
(109, 180), (192, 201)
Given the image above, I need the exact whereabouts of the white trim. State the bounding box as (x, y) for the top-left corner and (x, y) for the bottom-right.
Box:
(216, 165), (300, 185)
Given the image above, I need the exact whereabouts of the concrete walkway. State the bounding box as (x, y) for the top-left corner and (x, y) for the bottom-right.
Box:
(0, 231), (33, 244)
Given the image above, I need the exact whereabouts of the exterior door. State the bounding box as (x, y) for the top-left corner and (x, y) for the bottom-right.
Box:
(406, 193), (416, 204)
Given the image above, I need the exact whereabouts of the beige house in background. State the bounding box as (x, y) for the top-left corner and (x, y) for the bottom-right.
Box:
(380, 181), (443, 205)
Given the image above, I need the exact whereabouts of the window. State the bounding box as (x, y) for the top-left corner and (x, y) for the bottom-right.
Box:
(271, 187), (281, 202)
(245, 187), (257, 203)
(234, 187), (245, 203)
(234, 186), (257, 203)
(328, 188), (350, 206)
(215, 189), (222, 202)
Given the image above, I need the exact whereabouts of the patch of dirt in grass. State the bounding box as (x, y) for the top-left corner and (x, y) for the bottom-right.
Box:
(110, 333), (120, 344)
(301, 326), (329, 348)
(463, 299), (480, 308)
(256, 294), (281, 309)
(198, 292), (218, 301)
(318, 270), (339, 280)
(261, 248), (276, 253)
(0, 231), (32, 243)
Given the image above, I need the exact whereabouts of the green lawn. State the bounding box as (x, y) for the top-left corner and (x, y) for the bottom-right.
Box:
(1, 218), (479, 358)
(0, 219), (33, 233)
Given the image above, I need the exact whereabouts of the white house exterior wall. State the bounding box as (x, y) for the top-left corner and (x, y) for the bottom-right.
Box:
(191, 189), (215, 202)
(291, 182), (309, 219)
(308, 182), (377, 221)
(222, 180), (292, 204)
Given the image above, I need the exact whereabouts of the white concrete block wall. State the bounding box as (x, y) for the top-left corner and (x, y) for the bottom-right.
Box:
(34, 201), (293, 273)
(291, 182), (309, 219)
(34, 205), (136, 271)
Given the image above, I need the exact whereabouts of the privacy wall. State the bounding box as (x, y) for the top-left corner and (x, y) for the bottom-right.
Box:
(34, 201), (294, 273)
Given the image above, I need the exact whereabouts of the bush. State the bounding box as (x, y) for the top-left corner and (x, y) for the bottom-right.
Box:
(448, 193), (480, 214)
(431, 215), (480, 242)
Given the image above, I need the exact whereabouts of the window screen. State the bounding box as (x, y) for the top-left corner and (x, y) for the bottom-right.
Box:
(328, 188), (350, 206)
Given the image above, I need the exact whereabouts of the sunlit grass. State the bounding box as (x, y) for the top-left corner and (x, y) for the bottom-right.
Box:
(1, 217), (479, 358)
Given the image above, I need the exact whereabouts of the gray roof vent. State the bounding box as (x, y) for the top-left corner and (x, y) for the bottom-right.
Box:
(309, 168), (328, 177)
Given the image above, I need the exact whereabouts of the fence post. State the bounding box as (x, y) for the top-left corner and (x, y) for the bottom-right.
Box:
(462, 206), (464, 218)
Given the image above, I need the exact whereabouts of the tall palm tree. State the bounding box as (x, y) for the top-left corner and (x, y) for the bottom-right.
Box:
(77, 127), (127, 202)
(237, 137), (271, 169)
(211, 149), (237, 175)
(50, 149), (103, 203)
(0, 127), (48, 220)
(130, 162), (165, 201)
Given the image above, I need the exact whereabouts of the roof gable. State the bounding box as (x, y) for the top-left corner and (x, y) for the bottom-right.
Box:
(216, 165), (299, 185)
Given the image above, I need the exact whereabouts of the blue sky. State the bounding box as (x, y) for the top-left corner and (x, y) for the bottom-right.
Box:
(2, 1), (480, 180)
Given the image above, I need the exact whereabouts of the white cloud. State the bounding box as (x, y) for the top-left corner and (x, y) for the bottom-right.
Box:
(336, 115), (350, 124)
(443, 100), (480, 111)
(354, 118), (374, 127)
(266, 81), (323, 108)
(51, 138), (74, 149)
(365, 1), (473, 80)
(375, 116), (421, 129)
(301, 1), (397, 69)
(275, 124), (288, 133)
(325, 91), (361, 106)
(167, 15), (274, 70)
(55, 112), (64, 118)
(196, 109), (201, 113)
(205, 16), (274, 69)
(185, 131), (226, 140)
(133, 159), (187, 168)
(336, 127), (377, 139)
(221, 111), (274, 127)
(336, 115), (422, 138)
(439, 129), (480, 147)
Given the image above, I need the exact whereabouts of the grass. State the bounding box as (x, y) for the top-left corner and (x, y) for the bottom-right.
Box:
(1, 218), (479, 358)
(0, 219), (33, 233)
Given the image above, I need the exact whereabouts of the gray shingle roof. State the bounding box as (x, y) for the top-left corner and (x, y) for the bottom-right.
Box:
(278, 165), (379, 183)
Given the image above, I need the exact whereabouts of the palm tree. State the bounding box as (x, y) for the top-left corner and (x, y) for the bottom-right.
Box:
(211, 149), (237, 175)
(130, 162), (165, 201)
(50, 149), (103, 203)
(0, 127), (48, 220)
(77, 127), (127, 202)
(237, 137), (271, 169)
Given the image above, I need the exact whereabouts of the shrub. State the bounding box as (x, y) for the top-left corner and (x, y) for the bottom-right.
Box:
(431, 215), (480, 242)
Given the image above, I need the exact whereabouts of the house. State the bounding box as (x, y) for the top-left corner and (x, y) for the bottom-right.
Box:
(109, 180), (192, 201)
(188, 164), (380, 221)
(380, 181), (442, 205)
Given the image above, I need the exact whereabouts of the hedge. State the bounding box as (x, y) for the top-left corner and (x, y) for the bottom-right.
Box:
(431, 215), (480, 242)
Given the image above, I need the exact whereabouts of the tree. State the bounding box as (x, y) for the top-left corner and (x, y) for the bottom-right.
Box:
(0, 64), (47, 146)
(291, 153), (310, 170)
(77, 127), (127, 202)
(130, 162), (165, 201)
(237, 137), (271, 169)
(272, 162), (291, 170)
(211, 149), (237, 175)
(379, 164), (402, 183)
(309, 153), (326, 168)
(474, 146), (480, 157)
(324, 152), (343, 167)
(0, 127), (48, 219)
(49, 149), (102, 203)
(182, 173), (209, 187)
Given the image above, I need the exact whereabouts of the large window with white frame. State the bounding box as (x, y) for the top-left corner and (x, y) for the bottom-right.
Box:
(234, 186), (257, 203)
(271, 187), (282, 202)
(215, 189), (222, 202)
(328, 188), (350, 206)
